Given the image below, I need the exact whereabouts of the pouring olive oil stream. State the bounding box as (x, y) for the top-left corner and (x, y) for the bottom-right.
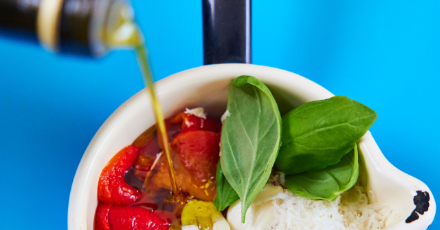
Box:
(103, 10), (180, 197)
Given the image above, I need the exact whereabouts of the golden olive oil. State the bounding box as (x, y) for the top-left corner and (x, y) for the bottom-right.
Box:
(102, 8), (179, 196)
(136, 44), (179, 195)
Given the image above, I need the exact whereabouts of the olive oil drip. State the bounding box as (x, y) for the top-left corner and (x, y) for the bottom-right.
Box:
(101, 3), (180, 196)
(135, 44), (179, 195)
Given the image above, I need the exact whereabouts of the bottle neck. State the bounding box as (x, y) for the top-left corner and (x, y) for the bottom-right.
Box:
(56, 0), (112, 56)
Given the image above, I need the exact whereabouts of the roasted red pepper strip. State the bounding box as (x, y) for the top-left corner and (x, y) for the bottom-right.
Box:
(150, 152), (216, 201)
(171, 112), (222, 133)
(98, 145), (141, 205)
(133, 120), (182, 181)
(94, 202), (112, 230)
(171, 130), (220, 182)
(109, 206), (170, 230)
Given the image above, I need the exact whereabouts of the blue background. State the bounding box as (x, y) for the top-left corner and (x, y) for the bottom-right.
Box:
(0, 1), (438, 229)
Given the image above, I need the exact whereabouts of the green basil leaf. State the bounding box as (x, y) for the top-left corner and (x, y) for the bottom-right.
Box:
(285, 144), (359, 200)
(276, 96), (376, 175)
(220, 75), (282, 222)
(214, 162), (239, 211)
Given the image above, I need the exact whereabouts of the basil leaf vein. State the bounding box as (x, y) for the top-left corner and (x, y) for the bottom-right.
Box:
(276, 96), (376, 175)
(220, 75), (282, 223)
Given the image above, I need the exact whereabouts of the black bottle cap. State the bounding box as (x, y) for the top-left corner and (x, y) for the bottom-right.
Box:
(0, 0), (40, 43)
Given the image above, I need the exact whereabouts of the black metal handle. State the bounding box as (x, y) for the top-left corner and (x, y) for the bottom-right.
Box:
(202, 0), (251, 64)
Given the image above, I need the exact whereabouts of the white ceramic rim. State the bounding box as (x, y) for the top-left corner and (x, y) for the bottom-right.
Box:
(68, 64), (436, 230)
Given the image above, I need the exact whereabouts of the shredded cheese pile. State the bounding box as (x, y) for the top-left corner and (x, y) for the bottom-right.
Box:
(227, 185), (398, 230)
(269, 186), (398, 230)
(338, 186), (398, 230)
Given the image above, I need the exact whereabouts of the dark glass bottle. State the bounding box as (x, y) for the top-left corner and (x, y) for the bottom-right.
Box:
(0, 0), (141, 57)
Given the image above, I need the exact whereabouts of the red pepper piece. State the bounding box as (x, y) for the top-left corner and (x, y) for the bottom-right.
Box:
(94, 202), (112, 230)
(133, 120), (182, 181)
(171, 130), (220, 181)
(134, 155), (157, 180)
(150, 152), (216, 201)
(98, 145), (141, 205)
(153, 210), (176, 225)
(135, 155), (156, 172)
(109, 206), (170, 230)
(171, 112), (221, 133)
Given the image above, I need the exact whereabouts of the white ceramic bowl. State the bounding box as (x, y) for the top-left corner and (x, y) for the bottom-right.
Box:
(68, 64), (435, 230)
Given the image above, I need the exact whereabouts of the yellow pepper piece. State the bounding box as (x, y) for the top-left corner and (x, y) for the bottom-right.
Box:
(181, 200), (230, 230)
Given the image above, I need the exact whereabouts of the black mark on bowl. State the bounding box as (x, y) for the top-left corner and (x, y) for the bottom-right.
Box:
(406, 190), (430, 223)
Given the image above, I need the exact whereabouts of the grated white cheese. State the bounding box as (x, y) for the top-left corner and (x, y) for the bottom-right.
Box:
(221, 110), (230, 123)
(338, 186), (399, 230)
(184, 107), (206, 119)
(227, 185), (398, 230)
